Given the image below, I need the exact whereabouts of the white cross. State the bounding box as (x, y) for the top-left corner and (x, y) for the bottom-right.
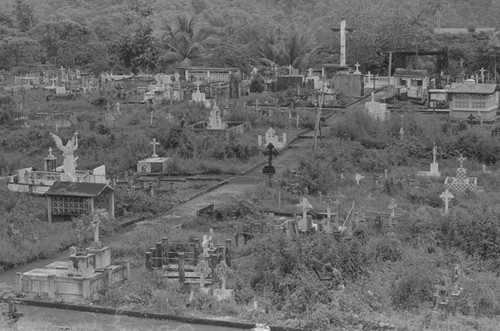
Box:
(440, 189), (454, 214)
(288, 64), (293, 75)
(354, 62), (360, 72)
(432, 143), (437, 164)
(307, 68), (313, 77)
(355, 173), (364, 185)
(322, 197), (337, 220)
(150, 138), (159, 157)
(196, 78), (201, 92)
(388, 199), (397, 218)
(480, 67), (486, 83)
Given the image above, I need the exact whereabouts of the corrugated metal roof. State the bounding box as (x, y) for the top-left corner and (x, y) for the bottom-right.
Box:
(44, 182), (113, 197)
(393, 69), (428, 77)
(447, 83), (497, 94)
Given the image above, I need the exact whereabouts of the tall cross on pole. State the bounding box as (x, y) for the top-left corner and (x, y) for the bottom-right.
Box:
(262, 143), (278, 187)
(150, 138), (160, 157)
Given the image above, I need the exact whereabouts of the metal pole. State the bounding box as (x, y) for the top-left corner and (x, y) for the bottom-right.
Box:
(388, 52), (393, 86)
(313, 93), (324, 151)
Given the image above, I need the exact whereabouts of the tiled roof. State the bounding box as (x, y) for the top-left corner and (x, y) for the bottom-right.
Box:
(45, 182), (113, 197)
(447, 83), (497, 94)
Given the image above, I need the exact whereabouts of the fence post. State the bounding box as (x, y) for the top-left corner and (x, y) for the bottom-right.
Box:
(155, 242), (162, 268)
(193, 238), (200, 263)
(178, 252), (185, 284)
(150, 247), (157, 268)
(162, 237), (169, 266)
(225, 239), (232, 267)
(145, 251), (152, 269)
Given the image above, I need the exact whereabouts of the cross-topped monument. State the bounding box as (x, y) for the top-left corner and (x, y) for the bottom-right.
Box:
(480, 67), (486, 83)
(262, 143), (279, 187)
(354, 62), (361, 74)
(298, 197), (312, 221)
(457, 155), (467, 169)
(287, 64), (293, 75)
(440, 189), (454, 214)
(150, 138), (159, 157)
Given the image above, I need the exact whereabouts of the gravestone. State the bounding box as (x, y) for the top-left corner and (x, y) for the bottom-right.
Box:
(195, 259), (211, 295)
(207, 100), (224, 130)
(417, 144), (441, 177)
(191, 79), (206, 102)
(150, 138), (160, 158)
(444, 155), (478, 192)
(440, 189), (454, 214)
(213, 260), (234, 301)
(298, 198), (312, 220)
(365, 93), (389, 121)
(258, 127), (286, 150)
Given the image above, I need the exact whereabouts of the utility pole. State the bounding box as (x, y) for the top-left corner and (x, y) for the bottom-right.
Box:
(388, 52), (393, 86)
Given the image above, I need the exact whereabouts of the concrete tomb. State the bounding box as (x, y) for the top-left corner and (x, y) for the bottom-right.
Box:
(258, 127), (287, 150)
(417, 144), (441, 177)
(444, 155), (479, 192)
(365, 93), (390, 121)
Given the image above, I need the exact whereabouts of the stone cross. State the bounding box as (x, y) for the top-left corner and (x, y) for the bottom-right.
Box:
(355, 173), (365, 185)
(208, 228), (215, 248)
(399, 127), (404, 140)
(388, 199), (397, 218)
(322, 197), (336, 220)
(354, 62), (361, 73)
(173, 72), (180, 82)
(298, 198), (312, 221)
(195, 78), (201, 92)
(440, 189), (454, 214)
(480, 67), (485, 83)
(287, 64), (293, 75)
(150, 138), (159, 157)
(48, 147), (54, 158)
(263, 143), (278, 167)
(457, 155), (466, 168)
(195, 259), (211, 289)
(215, 260), (231, 290)
(307, 68), (313, 77)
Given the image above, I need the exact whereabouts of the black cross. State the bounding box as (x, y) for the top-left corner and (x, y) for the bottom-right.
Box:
(262, 143), (279, 187)
(262, 143), (278, 166)
(467, 114), (475, 128)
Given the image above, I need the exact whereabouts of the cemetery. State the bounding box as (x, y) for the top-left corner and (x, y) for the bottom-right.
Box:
(3, 1), (500, 330)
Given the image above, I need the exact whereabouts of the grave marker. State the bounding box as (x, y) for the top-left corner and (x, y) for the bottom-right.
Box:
(355, 173), (365, 185)
(440, 189), (454, 214)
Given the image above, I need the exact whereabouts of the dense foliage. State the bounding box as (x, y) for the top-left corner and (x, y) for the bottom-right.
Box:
(1, 0), (500, 77)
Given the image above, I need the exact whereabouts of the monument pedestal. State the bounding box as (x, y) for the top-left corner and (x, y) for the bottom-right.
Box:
(213, 288), (234, 301)
(68, 253), (96, 277)
(87, 245), (111, 271)
(429, 163), (440, 176)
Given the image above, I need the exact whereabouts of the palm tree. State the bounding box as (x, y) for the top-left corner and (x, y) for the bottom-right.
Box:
(428, 0), (448, 29)
(161, 15), (205, 67)
(284, 31), (315, 68)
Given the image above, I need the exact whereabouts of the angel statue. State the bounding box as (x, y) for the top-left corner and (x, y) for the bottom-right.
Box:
(50, 132), (78, 181)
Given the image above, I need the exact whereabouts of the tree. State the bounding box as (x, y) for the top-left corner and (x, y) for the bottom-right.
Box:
(427, 0), (448, 29)
(160, 15), (206, 68)
(14, 0), (35, 32)
(0, 37), (43, 70)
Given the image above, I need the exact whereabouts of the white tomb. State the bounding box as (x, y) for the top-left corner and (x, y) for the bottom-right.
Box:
(258, 127), (287, 150)
(365, 93), (390, 121)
